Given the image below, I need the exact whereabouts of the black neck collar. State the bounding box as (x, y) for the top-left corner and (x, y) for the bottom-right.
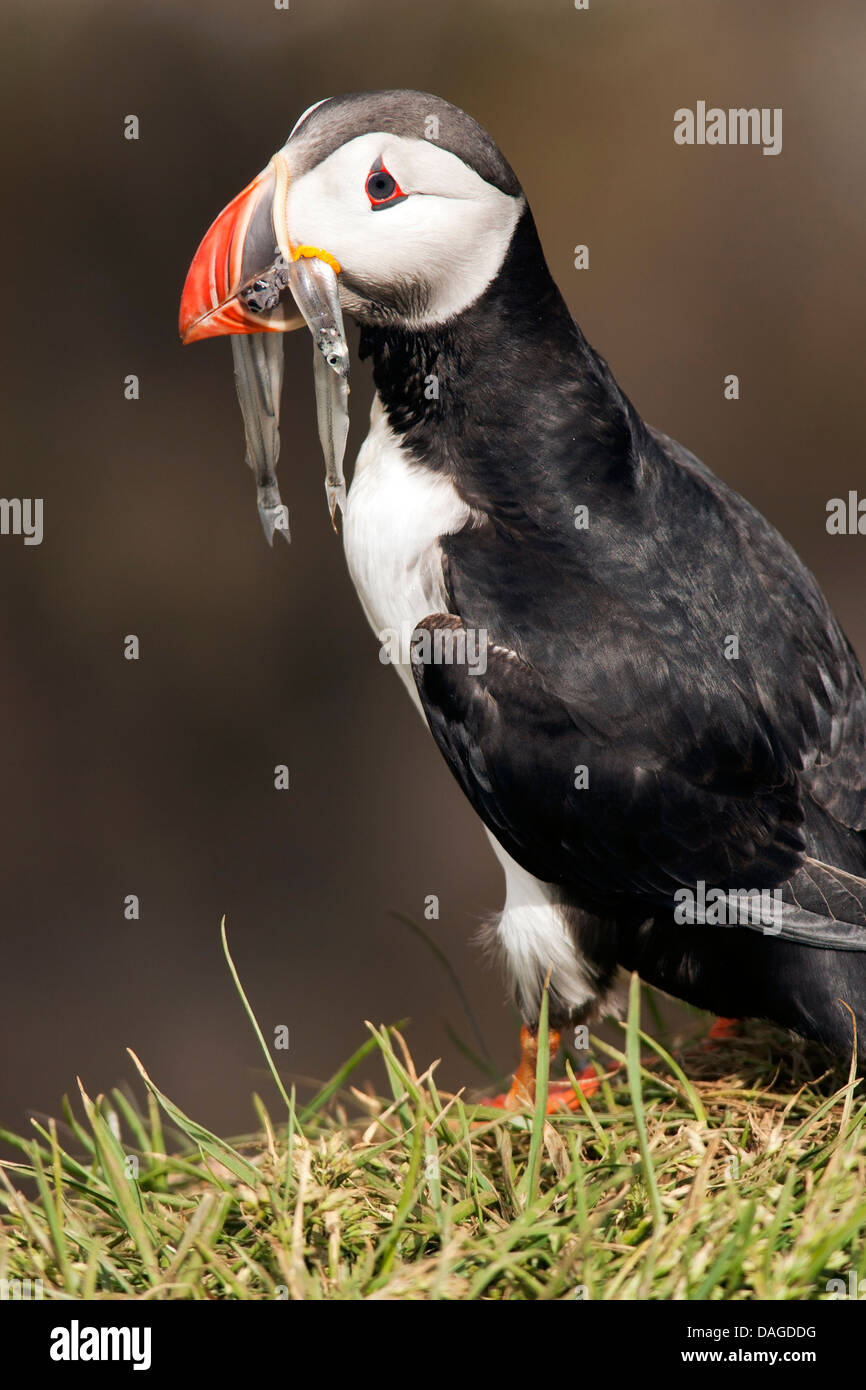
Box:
(357, 207), (640, 516)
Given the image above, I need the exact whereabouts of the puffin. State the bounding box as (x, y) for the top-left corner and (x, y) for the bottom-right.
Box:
(180, 90), (866, 1108)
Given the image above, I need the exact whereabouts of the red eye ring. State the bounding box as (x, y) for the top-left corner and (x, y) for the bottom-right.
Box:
(365, 159), (407, 210)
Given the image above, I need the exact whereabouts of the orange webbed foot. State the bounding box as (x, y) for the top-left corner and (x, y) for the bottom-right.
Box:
(704, 1016), (741, 1048)
(476, 1026), (611, 1112)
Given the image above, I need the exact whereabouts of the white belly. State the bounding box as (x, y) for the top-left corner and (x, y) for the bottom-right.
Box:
(343, 394), (474, 701)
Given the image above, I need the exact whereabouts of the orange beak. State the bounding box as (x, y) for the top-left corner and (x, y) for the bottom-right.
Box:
(179, 160), (304, 344)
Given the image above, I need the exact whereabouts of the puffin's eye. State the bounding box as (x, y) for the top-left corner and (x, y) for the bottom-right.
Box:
(367, 170), (395, 199)
(365, 159), (407, 211)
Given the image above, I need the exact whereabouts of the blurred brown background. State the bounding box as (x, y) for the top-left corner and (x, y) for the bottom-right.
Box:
(1, 0), (864, 1138)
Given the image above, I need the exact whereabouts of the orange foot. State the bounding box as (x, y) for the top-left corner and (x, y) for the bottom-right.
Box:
(547, 1067), (606, 1109)
(704, 1016), (741, 1048)
(478, 1026), (611, 1113)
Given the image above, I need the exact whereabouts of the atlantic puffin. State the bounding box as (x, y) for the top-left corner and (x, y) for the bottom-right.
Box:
(180, 90), (866, 1106)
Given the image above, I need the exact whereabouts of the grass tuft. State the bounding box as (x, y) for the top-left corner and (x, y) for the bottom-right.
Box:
(1, 943), (864, 1299)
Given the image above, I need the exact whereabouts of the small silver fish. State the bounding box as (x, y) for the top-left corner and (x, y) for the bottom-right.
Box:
(287, 256), (351, 527)
(229, 253), (351, 543)
(230, 331), (290, 547)
(287, 256), (351, 380)
(312, 346), (349, 525)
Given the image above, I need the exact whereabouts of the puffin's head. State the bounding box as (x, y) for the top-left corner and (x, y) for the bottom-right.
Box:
(179, 90), (525, 341)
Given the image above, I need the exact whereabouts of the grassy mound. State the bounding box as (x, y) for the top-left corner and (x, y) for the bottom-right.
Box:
(1, 963), (863, 1301)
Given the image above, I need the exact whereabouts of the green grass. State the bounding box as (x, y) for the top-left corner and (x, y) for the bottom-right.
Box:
(1, 937), (865, 1300)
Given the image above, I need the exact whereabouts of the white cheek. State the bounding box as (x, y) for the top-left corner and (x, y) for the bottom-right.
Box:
(285, 134), (523, 325)
(400, 194), (522, 322)
(286, 175), (379, 270)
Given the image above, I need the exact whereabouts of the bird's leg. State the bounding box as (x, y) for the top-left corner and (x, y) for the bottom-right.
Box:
(480, 1025), (605, 1113)
(510, 1025), (556, 1108)
(479, 1025), (558, 1111)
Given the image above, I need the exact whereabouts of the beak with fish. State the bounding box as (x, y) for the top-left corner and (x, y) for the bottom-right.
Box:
(179, 149), (350, 544)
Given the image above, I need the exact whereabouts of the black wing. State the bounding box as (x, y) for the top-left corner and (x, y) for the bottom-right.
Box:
(649, 427), (866, 835)
(411, 615), (866, 948)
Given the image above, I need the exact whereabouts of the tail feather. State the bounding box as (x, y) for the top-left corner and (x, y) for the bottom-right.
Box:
(673, 856), (866, 950)
(772, 857), (866, 949)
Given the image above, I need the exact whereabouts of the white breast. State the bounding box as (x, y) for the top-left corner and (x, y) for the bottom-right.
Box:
(343, 395), (474, 701)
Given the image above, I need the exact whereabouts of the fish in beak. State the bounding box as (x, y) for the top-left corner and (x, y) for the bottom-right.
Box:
(179, 152), (351, 543)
